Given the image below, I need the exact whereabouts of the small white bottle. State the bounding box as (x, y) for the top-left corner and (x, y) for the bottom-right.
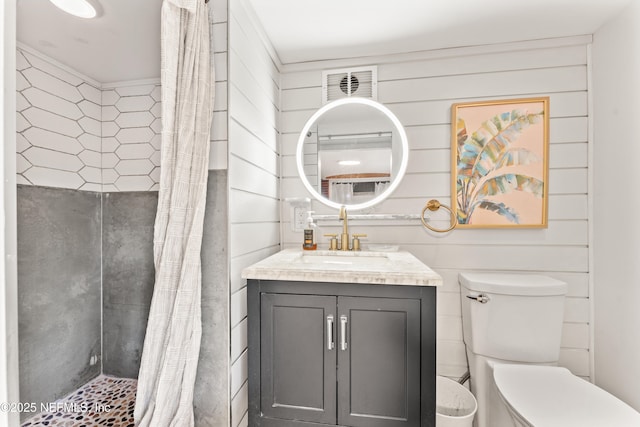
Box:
(302, 211), (317, 250)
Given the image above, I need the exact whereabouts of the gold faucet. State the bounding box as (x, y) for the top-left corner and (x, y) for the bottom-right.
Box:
(339, 206), (350, 251)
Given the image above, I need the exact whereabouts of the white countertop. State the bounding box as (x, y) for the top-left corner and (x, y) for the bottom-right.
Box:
(241, 249), (442, 286)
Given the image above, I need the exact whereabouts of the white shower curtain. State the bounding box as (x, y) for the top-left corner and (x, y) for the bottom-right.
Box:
(330, 182), (353, 204)
(134, 0), (214, 425)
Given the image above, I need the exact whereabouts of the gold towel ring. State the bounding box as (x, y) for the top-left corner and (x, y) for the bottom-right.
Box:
(421, 199), (457, 233)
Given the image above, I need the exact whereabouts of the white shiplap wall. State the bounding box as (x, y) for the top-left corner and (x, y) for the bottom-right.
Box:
(209, 0), (230, 172)
(228, 1), (281, 425)
(279, 36), (592, 381)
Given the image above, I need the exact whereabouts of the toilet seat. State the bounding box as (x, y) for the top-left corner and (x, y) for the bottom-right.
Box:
(493, 364), (640, 427)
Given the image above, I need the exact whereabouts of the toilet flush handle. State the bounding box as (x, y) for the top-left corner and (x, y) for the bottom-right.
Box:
(466, 294), (490, 304)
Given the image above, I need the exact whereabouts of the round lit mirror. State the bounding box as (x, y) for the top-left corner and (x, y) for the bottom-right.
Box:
(296, 98), (409, 211)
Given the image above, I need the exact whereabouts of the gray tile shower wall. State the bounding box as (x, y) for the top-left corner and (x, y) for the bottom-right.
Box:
(17, 185), (102, 419)
(102, 190), (158, 378)
(195, 170), (229, 426)
(17, 172), (227, 425)
(101, 171), (229, 426)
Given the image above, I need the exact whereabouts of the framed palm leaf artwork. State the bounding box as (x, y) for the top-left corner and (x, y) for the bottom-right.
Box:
(451, 97), (549, 228)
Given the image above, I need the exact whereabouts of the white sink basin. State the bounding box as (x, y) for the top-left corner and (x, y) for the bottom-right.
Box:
(298, 252), (392, 266)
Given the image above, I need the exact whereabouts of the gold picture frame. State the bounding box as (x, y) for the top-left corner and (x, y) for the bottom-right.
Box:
(451, 97), (549, 228)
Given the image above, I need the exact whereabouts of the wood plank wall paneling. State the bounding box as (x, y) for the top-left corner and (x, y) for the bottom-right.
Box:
(279, 42), (591, 381)
(209, 0), (230, 169)
(228, 0), (281, 424)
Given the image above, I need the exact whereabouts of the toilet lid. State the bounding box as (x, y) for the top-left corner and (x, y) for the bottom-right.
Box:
(459, 273), (567, 296)
(493, 364), (640, 427)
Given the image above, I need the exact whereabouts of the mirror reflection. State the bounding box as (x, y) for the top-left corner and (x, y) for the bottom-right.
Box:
(297, 98), (408, 210)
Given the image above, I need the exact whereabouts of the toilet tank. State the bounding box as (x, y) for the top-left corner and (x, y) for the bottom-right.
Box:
(459, 273), (567, 363)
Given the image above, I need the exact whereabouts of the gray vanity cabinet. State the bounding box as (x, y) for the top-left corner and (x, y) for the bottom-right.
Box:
(260, 293), (337, 424)
(337, 296), (421, 427)
(248, 279), (436, 427)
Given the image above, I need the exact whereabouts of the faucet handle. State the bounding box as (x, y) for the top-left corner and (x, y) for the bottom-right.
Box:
(324, 234), (338, 251)
(351, 233), (367, 251)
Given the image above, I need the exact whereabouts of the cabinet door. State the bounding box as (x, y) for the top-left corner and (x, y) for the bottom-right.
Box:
(337, 296), (421, 427)
(260, 293), (337, 424)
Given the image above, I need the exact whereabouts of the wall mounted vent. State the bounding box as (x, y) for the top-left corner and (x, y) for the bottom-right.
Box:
(322, 66), (377, 104)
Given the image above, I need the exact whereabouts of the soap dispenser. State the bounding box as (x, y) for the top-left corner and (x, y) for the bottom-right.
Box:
(302, 211), (317, 250)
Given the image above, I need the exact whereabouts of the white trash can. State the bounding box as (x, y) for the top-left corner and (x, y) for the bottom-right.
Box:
(436, 376), (477, 427)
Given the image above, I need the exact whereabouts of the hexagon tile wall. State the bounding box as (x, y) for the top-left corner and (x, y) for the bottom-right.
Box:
(16, 47), (162, 192)
(101, 84), (161, 192)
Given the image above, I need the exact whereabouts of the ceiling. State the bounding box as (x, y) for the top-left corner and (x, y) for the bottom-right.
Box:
(17, 0), (633, 83)
(249, 0), (633, 65)
(17, 0), (162, 83)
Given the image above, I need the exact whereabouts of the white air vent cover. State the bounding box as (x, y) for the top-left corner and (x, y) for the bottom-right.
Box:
(322, 66), (377, 104)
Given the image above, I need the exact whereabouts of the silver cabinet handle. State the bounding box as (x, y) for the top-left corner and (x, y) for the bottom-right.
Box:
(340, 315), (348, 351)
(326, 315), (334, 350)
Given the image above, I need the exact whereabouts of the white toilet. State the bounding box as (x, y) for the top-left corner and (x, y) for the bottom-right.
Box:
(459, 272), (640, 427)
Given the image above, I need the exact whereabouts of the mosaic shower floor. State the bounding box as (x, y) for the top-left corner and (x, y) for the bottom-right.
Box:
(21, 375), (136, 427)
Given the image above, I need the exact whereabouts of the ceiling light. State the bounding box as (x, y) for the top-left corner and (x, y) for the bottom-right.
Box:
(49, 0), (97, 19)
(338, 160), (360, 166)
